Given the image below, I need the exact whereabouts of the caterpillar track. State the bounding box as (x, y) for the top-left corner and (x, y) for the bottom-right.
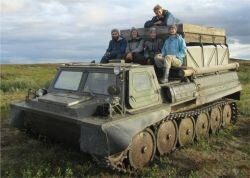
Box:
(95, 99), (238, 173)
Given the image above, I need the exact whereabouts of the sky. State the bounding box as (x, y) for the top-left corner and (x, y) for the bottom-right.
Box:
(1, 0), (250, 64)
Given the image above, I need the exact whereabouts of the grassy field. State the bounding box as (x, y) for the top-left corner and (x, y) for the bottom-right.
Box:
(1, 60), (250, 178)
(0, 64), (58, 111)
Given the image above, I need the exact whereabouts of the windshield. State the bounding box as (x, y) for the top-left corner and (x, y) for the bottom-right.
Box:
(83, 72), (116, 95)
(54, 71), (83, 91)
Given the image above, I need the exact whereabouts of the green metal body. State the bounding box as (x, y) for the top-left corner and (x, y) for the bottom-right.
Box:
(10, 62), (241, 157)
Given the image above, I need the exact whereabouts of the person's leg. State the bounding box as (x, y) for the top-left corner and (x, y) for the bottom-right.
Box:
(160, 55), (178, 83)
(154, 54), (164, 68)
(100, 55), (110, 63)
(116, 54), (123, 59)
(154, 54), (168, 83)
(160, 55), (182, 83)
(159, 56), (170, 83)
(125, 52), (133, 63)
(169, 55), (182, 67)
(133, 53), (147, 65)
(148, 53), (156, 65)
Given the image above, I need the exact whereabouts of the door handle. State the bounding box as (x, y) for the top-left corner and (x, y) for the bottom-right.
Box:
(130, 96), (136, 102)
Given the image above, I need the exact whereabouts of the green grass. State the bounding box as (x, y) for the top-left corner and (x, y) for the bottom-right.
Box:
(0, 79), (34, 93)
(237, 84), (250, 116)
(233, 59), (250, 116)
(1, 60), (250, 178)
(191, 138), (214, 152)
(0, 64), (58, 111)
(1, 140), (97, 178)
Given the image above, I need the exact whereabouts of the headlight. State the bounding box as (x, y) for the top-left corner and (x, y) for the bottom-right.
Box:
(114, 66), (121, 75)
(36, 88), (47, 97)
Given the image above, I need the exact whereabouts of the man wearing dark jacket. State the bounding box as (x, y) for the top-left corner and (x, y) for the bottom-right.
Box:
(100, 28), (127, 63)
(125, 27), (146, 64)
(144, 4), (180, 28)
(144, 27), (163, 64)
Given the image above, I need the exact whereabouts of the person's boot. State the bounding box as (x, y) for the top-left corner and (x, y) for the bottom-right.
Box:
(159, 67), (169, 83)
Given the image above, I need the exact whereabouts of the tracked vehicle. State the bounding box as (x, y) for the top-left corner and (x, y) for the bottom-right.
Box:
(10, 24), (241, 172)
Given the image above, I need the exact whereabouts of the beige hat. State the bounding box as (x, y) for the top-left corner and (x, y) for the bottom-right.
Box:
(149, 27), (156, 33)
(130, 27), (139, 36)
(168, 24), (177, 30)
(111, 28), (119, 34)
(130, 27), (137, 32)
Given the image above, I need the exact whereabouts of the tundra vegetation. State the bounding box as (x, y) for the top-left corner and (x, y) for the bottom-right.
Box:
(1, 60), (250, 178)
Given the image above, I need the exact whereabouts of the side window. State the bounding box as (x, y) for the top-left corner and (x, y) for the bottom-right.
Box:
(132, 73), (152, 91)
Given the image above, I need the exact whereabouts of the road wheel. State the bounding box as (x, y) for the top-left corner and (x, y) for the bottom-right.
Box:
(195, 112), (209, 140)
(178, 117), (195, 146)
(156, 120), (178, 155)
(210, 107), (222, 133)
(128, 129), (155, 169)
(222, 104), (232, 128)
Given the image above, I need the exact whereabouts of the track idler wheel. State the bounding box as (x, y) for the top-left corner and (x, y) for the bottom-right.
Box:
(128, 129), (156, 169)
(210, 107), (222, 133)
(195, 112), (209, 140)
(178, 117), (195, 146)
(222, 104), (232, 128)
(156, 120), (178, 155)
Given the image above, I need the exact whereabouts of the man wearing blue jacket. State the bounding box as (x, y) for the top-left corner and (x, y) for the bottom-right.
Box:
(144, 4), (180, 28)
(154, 24), (187, 83)
(100, 29), (127, 63)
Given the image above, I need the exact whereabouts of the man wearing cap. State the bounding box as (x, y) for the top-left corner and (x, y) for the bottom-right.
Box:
(154, 24), (187, 83)
(125, 27), (146, 64)
(100, 28), (127, 63)
(144, 27), (163, 65)
(144, 4), (180, 28)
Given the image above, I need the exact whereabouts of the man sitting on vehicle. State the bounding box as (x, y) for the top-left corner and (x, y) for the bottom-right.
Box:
(144, 4), (180, 28)
(154, 24), (187, 83)
(100, 28), (127, 63)
(125, 27), (146, 65)
(144, 27), (163, 65)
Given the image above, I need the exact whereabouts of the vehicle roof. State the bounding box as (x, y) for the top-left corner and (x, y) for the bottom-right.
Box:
(60, 62), (151, 70)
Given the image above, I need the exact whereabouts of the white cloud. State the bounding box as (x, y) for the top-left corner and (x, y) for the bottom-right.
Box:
(1, 57), (85, 64)
(228, 37), (250, 59)
(1, 0), (25, 13)
(1, 0), (250, 63)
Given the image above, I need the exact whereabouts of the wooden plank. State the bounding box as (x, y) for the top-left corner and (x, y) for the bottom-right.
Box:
(184, 33), (226, 44)
(179, 24), (225, 36)
(183, 33), (199, 43)
(120, 24), (226, 44)
(186, 34), (226, 44)
(120, 24), (225, 38)
(214, 36), (226, 44)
